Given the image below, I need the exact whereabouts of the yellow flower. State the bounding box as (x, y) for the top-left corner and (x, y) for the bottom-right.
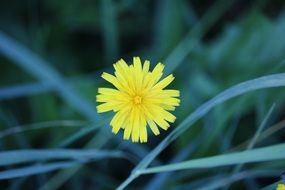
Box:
(277, 184), (285, 190)
(96, 57), (180, 143)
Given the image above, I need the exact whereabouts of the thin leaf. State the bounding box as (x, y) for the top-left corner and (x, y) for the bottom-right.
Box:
(139, 143), (285, 174)
(229, 104), (276, 174)
(0, 82), (52, 100)
(144, 136), (201, 190)
(0, 161), (81, 180)
(0, 120), (87, 139)
(0, 149), (124, 166)
(0, 31), (101, 121)
(100, 0), (118, 63)
(164, 0), (234, 75)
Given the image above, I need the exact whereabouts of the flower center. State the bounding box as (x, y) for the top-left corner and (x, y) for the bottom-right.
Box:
(133, 95), (142, 105)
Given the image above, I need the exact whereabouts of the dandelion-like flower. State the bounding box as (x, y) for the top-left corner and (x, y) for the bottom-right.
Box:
(277, 184), (285, 190)
(96, 57), (180, 143)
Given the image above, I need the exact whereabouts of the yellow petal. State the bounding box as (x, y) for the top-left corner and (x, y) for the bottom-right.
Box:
(131, 108), (139, 142)
(139, 117), (148, 143)
(147, 119), (160, 135)
(163, 89), (180, 97)
(111, 108), (128, 134)
(152, 74), (175, 90)
(101, 72), (124, 91)
(147, 63), (164, 87)
(96, 102), (125, 113)
(142, 60), (150, 73)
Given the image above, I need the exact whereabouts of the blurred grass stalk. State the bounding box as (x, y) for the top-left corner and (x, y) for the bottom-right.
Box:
(100, 0), (119, 63)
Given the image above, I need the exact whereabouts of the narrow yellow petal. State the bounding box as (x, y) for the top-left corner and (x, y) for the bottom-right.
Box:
(96, 103), (114, 113)
(133, 57), (143, 92)
(96, 94), (129, 103)
(123, 108), (135, 140)
(123, 123), (132, 140)
(145, 97), (180, 106)
(114, 59), (128, 73)
(163, 89), (180, 97)
(139, 117), (147, 143)
(133, 57), (142, 72)
(142, 60), (150, 73)
(147, 119), (160, 135)
(110, 113), (121, 133)
(97, 102), (125, 113)
(160, 104), (176, 111)
(131, 108), (139, 142)
(98, 88), (119, 95)
(101, 72), (124, 91)
(166, 98), (180, 106)
(142, 104), (170, 130)
(146, 63), (164, 88)
(153, 74), (174, 90)
(154, 118), (169, 130)
(111, 108), (129, 134)
(152, 63), (164, 77)
(114, 60), (135, 95)
(160, 109), (176, 123)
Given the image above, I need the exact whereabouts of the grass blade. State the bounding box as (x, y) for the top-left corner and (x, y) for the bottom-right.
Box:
(191, 170), (281, 190)
(0, 149), (124, 166)
(0, 161), (81, 180)
(100, 0), (118, 63)
(164, 0), (234, 75)
(0, 82), (52, 100)
(247, 104), (276, 150)
(229, 104), (276, 172)
(0, 120), (87, 139)
(144, 136), (201, 190)
(139, 143), (285, 174)
(0, 31), (101, 121)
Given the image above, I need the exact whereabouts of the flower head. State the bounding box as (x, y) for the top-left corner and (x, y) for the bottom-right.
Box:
(96, 57), (180, 143)
(277, 184), (285, 190)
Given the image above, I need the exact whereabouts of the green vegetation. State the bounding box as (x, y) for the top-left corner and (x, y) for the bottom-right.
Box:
(0, 0), (285, 189)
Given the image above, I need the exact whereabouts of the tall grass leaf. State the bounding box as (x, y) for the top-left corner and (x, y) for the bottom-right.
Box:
(164, 0), (234, 75)
(100, 0), (118, 63)
(0, 149), (124, 166)
(229, 104), (276, 173)
(0, 120), (87, 139)
(247, 104), (276, 150)
(0, 31), (101, 121)
(0, 82), (52, 100)
(117, 73), (285, 189)
(57, 117), (110, 147)
(191, 170), (281, 190)
(0, 161), (81, 180)
(144, 136), (201, 190)
(139, 143), (285, 174)
(233, 118), (285, 151)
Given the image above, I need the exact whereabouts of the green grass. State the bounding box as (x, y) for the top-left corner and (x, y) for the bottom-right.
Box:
(0, 0), (285, 189)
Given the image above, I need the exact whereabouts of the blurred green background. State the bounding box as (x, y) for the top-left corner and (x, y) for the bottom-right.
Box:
(0, 0), (285, 189)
